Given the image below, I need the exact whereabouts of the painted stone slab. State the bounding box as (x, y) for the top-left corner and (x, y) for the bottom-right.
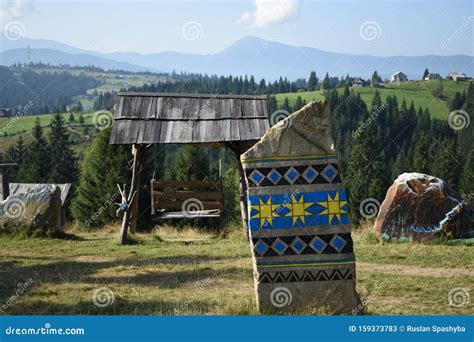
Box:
(241, 102), (360, 313)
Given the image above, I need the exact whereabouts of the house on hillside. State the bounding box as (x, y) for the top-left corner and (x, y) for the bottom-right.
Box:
(424, 73), (442, 81)
(0, 107), (12, 118)
(352, 78), (365, 87)
(391, 71), (408, 83)
(447, 72), (467, 82)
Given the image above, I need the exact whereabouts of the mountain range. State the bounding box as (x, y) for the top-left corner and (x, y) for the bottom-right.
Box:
(1, 35), (472, 81)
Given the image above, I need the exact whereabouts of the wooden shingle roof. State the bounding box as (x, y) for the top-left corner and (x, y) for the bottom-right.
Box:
(109, 92), (269, 145)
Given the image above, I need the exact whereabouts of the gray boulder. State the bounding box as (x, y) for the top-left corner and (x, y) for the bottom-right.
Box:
(1, 184), (63, 230)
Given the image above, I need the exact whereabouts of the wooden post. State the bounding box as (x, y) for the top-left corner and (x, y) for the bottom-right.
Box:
(228, 142), (250, 237)
(118, 144), (144, 244)
(237, 159), (249, 235)
(118, 184), (136, 245)
(129, 144), (144, 232)
(0, 163), (16, 201)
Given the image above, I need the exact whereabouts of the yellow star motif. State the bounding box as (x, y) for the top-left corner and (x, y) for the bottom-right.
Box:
(317, 192), (348, 224)
(284, 194), (314, 225)
(250, 197), (280, 228)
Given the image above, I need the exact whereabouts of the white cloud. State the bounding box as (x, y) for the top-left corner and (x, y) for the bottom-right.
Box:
(0, 0), (35, 22)
(238, 0), (299, 27)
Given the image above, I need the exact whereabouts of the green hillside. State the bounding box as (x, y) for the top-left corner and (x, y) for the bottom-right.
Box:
(276, 80), (470, 120)
(0, 112), (98, 153)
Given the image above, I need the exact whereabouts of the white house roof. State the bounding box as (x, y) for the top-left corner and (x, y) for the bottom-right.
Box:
(391, 71), (406, 77)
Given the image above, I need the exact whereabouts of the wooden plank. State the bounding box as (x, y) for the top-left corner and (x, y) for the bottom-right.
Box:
(153, 201), (222, 211)
(153, 190), (223, 201)
(118, 92), (267, 100)
(152, 180), (221, 190)
(157, 210), (221, 219)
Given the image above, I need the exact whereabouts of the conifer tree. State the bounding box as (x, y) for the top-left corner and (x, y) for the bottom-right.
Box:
(175, 145), (209, 181)
(4, 136), (27, 181)
(281, 97), (291, 112)
(307, 71), (317, 91)
(412, 133), (430, 173)
(459, 151), (473, 200)
(422, 68), (429, 80)
(391, 148), (409, 180)
(294, 96), (304, 111)
(16, 118), (50, 182)
(321, 72), (331, 90)
(48, 113), (78, 184)
(71, 128), (130, 228)
(345, 119), (386, 223)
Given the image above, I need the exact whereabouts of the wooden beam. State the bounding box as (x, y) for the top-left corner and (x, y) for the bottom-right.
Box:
(129, 144), (145, 232)
(118, 144), (144, 245)
(227, 142), (250, 237)
(152, 180), (221, 190)
(152, 190), (223, 201)
(153, 201), (222, 211)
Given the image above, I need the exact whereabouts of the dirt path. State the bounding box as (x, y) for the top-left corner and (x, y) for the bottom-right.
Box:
(359, 262), (474, 278)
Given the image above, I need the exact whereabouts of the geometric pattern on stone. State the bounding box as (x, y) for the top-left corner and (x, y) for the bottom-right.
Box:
(258, 268), (355, 283)
(271, 238), (288, 255)
(245, 163), (342, 187)
(248, 189), (349, 230)
(241, 101), (360, 313)
(290, 236), (307, 254)
(309, 236), (328, 254)
(251, 233), (353, 257)
(266, 169), (282, 185)
(302, 166), (319, 183)
(321, 164), (338, 183)
(283, 167), (300, 185)
(253, 239), (270, 256)
(249, 169), (266, 186)
(329, 234), (347, 253)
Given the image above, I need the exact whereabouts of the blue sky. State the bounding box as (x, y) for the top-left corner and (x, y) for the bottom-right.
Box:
(1, 0), (473, 56)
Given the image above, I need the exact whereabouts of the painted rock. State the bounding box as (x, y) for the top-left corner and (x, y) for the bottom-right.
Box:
(241, 101), (360, 314)
(375, 172), (474, 242)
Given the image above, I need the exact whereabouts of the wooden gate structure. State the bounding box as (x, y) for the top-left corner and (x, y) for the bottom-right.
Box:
(109, 92), (269, 244)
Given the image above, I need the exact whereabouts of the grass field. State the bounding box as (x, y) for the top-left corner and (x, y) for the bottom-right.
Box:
(0, 112), (98, 153)
(0, 223), (472, 315)
(276, 80), (470, 120)
(15, 67), (169, 95)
